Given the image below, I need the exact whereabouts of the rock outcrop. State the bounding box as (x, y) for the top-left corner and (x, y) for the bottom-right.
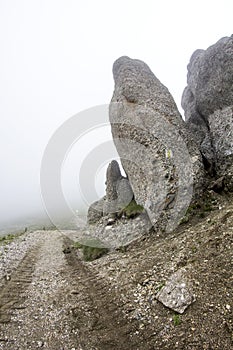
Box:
(103, 160), (133, 215)
(87, 160), (133, 225)
(87, 197), (105, 225)
(88, 35), (233, 237)
(109, 56), (205, 232)
(182, 35), (233, 188)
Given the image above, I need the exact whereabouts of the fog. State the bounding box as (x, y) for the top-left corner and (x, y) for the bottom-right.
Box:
(0, 0), (232, 234)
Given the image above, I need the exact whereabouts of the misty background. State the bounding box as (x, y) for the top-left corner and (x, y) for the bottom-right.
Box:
(0, 0), (232, 235)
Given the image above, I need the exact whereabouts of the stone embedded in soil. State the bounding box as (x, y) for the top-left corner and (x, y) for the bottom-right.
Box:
(156, 268), (196, 314)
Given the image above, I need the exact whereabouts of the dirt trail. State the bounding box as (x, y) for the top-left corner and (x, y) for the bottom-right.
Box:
(0, 246), (40, 325)
(0, 193), (232, 349)
(0, 231), (138, 350)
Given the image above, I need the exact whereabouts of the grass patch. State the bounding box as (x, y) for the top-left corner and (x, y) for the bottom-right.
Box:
(73, 241), (83, 249)
(180, 215), (190, 224)
(120, 199), (144, 219)
(173, 313), (181, 326)
(155, 282), (165, 293)
(180, 202), (202, 224)
(0, 233), (16, 246)
(82, 245), (109, 261)
(191, 246), (197, 253)
(116, 245), (128, 253)
(180, 194), (217, 225)
(203, 201), (214, 212)
(73, 238), (109, 262)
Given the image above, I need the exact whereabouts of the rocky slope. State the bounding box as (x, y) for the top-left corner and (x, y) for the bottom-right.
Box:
(0, 190), (232, 349)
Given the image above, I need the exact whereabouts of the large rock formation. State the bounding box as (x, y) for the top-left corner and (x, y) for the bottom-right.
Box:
(182, 35), (233, 188)
(109, 56), (205, 232)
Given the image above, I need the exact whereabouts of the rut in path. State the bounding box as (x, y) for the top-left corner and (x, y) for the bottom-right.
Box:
(0, 245), (40, 326)
(62, 237), (141, 350)
(0, 232), (143, 350)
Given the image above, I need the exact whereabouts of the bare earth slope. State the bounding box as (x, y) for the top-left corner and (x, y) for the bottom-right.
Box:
(0, 193), (233, 349)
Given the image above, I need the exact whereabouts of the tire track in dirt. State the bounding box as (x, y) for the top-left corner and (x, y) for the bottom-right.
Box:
(0, 233), (142, 349)
(0, 245), (40, 329)
(62, 237), (141, 350)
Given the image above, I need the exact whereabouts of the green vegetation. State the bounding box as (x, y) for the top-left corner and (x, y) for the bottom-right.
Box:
(73, 241), (83, 249)
(120, 199), (144, 219)
(180, 215), (189, 224)
(73, 238), (109, 262)
(203, 200), (214, 212)
(0, 233), (16, 245)
(82, 245), (109, 261)
(180, 202), (202, 224)
(173, 313), (181, 326)
(180, 193), (217, 225)
(116, 245), (128, 253)
(191, 246), (197, 253)
(0, 228), (29, 247)
(155, 282), (165, 293)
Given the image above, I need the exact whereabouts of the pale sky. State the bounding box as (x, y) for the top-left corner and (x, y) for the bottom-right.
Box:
(0, 0), (232, 227)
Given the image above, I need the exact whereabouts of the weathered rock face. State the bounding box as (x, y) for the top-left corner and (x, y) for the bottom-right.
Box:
(87, 197), (105, 225)
(103, 160), (122, 215)
(209, 106), (233, 190)
(109, 56), (205, 232)
(182, 35), (233, 188)
(87, 160), (134, 225)
(156, 268), (196, 314)
(103, 160), (133, 215)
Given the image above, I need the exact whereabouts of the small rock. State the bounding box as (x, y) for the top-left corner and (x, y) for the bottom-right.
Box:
(4, 274), (11, 281)
(62, 247), (71, 254)
(107, 217), (116, 226)
(37, 341), (44, 347)
(156, 268), (195, 314)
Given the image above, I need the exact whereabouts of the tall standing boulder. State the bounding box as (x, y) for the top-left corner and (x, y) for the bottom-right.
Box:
(103, 160), (134, 215)
(182, 35), (233, 189)
(109, 56), (205, 232)
(87, 160), (134, 224)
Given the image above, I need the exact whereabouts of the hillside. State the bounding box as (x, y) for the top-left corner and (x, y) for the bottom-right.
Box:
(0, 190), (232, 349)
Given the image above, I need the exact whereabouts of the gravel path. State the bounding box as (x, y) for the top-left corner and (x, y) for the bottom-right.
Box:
(0, 193), (232, 350)
(0, 231), (44, 284)
(0, 231), (138, 350)
(0, 231), (80, 349)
